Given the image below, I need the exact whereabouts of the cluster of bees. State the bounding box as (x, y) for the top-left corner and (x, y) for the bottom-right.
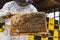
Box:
(10, 12), (47, 36)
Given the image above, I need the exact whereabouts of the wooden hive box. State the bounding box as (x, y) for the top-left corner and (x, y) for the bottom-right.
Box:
(10, 12), (48, 36)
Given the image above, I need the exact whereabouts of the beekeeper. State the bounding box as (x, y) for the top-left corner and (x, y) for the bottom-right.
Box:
(0, 0), (38, 40)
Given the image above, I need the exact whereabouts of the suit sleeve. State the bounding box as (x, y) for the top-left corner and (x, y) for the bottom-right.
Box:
(30, 4), (38, 12)
(0, 2), (11, 23)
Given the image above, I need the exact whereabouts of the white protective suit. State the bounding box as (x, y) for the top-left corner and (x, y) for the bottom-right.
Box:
(0, 1), (38, 40)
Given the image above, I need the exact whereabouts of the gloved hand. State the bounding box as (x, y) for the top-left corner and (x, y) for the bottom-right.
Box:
(0, 12), (13, 23)
(1, 12), (13, 18)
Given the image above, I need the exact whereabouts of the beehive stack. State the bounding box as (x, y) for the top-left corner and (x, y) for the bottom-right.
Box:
(10, 12), (47, 36)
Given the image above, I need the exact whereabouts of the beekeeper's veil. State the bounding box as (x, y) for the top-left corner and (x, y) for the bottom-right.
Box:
(13, 0), (33, 6)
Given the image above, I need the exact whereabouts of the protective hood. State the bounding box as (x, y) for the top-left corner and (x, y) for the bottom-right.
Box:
(13, 0), (33, 6)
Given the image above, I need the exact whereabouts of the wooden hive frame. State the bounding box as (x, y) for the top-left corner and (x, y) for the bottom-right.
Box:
(10, 12), (48, 36)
